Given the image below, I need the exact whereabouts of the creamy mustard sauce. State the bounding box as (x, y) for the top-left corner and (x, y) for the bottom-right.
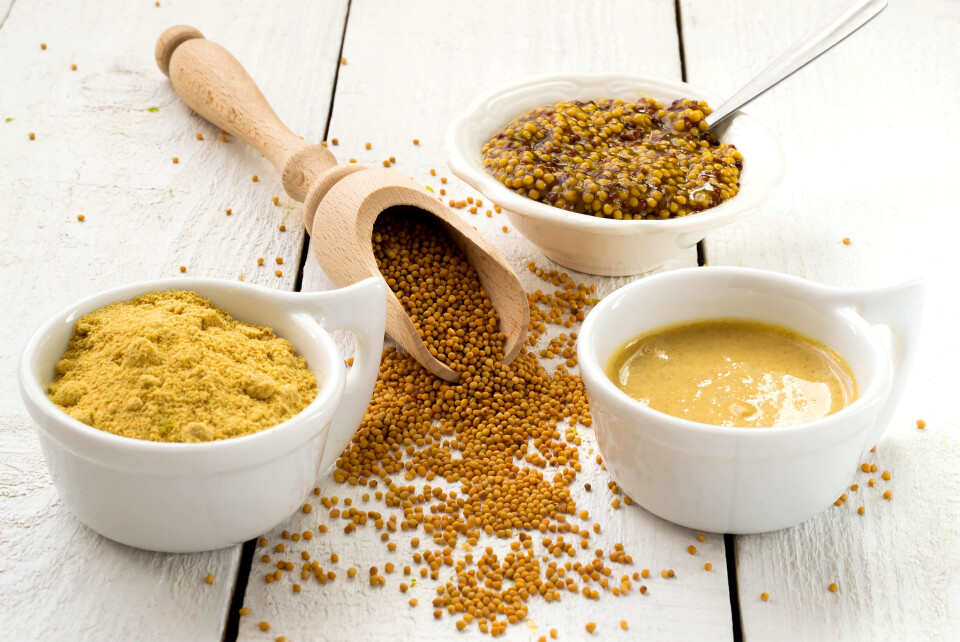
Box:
(605, 320), (857, 428)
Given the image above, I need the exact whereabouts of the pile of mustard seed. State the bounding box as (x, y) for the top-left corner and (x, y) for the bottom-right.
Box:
(252, 212), (690, 637)
(482, 97), (743, 219)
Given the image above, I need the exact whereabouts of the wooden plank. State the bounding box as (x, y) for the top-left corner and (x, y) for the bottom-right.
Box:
(0, 0), (347, 638)
(245, 1), (730, 641)
(680, 0), (960, 638)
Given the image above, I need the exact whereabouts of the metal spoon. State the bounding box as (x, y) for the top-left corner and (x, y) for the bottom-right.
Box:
(706, 0), (887, 131)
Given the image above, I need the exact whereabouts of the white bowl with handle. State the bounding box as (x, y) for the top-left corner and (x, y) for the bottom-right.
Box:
(578, 267), (922, 533)
(446, 73), (785, 276)
(19, 277), (385, 552)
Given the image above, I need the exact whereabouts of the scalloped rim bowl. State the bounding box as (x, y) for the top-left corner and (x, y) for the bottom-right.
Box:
(445, 73), (785, 276)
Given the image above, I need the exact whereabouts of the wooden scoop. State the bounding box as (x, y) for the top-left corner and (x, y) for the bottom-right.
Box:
(155, 26), (529, 382)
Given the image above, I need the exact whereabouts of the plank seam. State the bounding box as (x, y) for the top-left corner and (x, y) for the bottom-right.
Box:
(295, 0), (353, 294)
(674, 0), (688, 81)
(0, 0), (18, 32)
(222, 538), (257, 642)
(724, 533), (744, 641)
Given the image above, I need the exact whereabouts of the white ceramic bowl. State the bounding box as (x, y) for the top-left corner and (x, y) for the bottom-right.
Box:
(446, 73), (785, 276)
(578, 267), (923, 533)
(19, 277), (386, 552)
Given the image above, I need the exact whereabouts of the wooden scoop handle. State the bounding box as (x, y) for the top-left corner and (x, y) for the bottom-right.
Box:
(156, 25), (335, 202)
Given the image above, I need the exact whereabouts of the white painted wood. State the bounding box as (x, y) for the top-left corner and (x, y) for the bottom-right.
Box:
(0, 0), (346, 638)
(254, 1), (729, 641)
(681, 0), (960, 638)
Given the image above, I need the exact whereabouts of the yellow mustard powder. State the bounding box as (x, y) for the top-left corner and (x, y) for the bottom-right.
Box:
(47, 290), (318, 442)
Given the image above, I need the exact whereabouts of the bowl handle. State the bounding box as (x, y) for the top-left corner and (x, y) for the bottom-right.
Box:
(847, 279), (924, 455)
(296, 278), (387, 474)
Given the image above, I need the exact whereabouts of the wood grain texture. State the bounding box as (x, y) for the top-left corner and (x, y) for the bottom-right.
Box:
(255, 2), (727, 641)
(0, 0), (346, 639)
(681, 0), (960, 638)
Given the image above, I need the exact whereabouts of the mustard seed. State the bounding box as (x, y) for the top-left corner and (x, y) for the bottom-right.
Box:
(204, 574), (215, 584)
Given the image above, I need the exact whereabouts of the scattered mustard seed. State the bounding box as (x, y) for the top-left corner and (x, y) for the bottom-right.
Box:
(882, 471), (891, 481)
(258, 621), (270, 631)
(339, 57), (346, 65)
(413, 139), (419, 145)
(239, 607), (250, 616)
(761, 592), (769, 602)
(274, 270), (282, 277)
(28, 132), (35, 140)
(252, 175), (258, 182)
(858, 506), (865, 515)
(917, 419), (926, 429)
(365, 142), (371, 150)
(205, 574), (215, 584)
(331, 138), (339, 145)
(883, 490), (893, 500)
(688, 545), (697, 555)
(225, 208), (232, 215)
(586, 622), (597, 633)
(71, 64), (77, 71)
(195, 133), (203, 140)
(77, 214), (85, 222)
(704, 563), (713, 571)
(179, 266), (186, 273)
(275, 257), (283, 265)
(172, 157), (179, 164)
(41, 43), (47, 50)
(828, 583), (838, 592)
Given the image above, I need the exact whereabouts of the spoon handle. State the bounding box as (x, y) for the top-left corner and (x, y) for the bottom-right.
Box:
(705, 0), (887, 130)
(155, 26), (336, 202)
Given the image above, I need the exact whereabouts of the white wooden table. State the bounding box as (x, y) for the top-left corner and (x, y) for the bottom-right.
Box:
(2, 1), (958, 639)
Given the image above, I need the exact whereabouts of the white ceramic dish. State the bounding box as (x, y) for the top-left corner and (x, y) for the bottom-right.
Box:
(19, 277), (386, 552)
(578, 267), (923, 533)
(446, 73), (785, 276)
